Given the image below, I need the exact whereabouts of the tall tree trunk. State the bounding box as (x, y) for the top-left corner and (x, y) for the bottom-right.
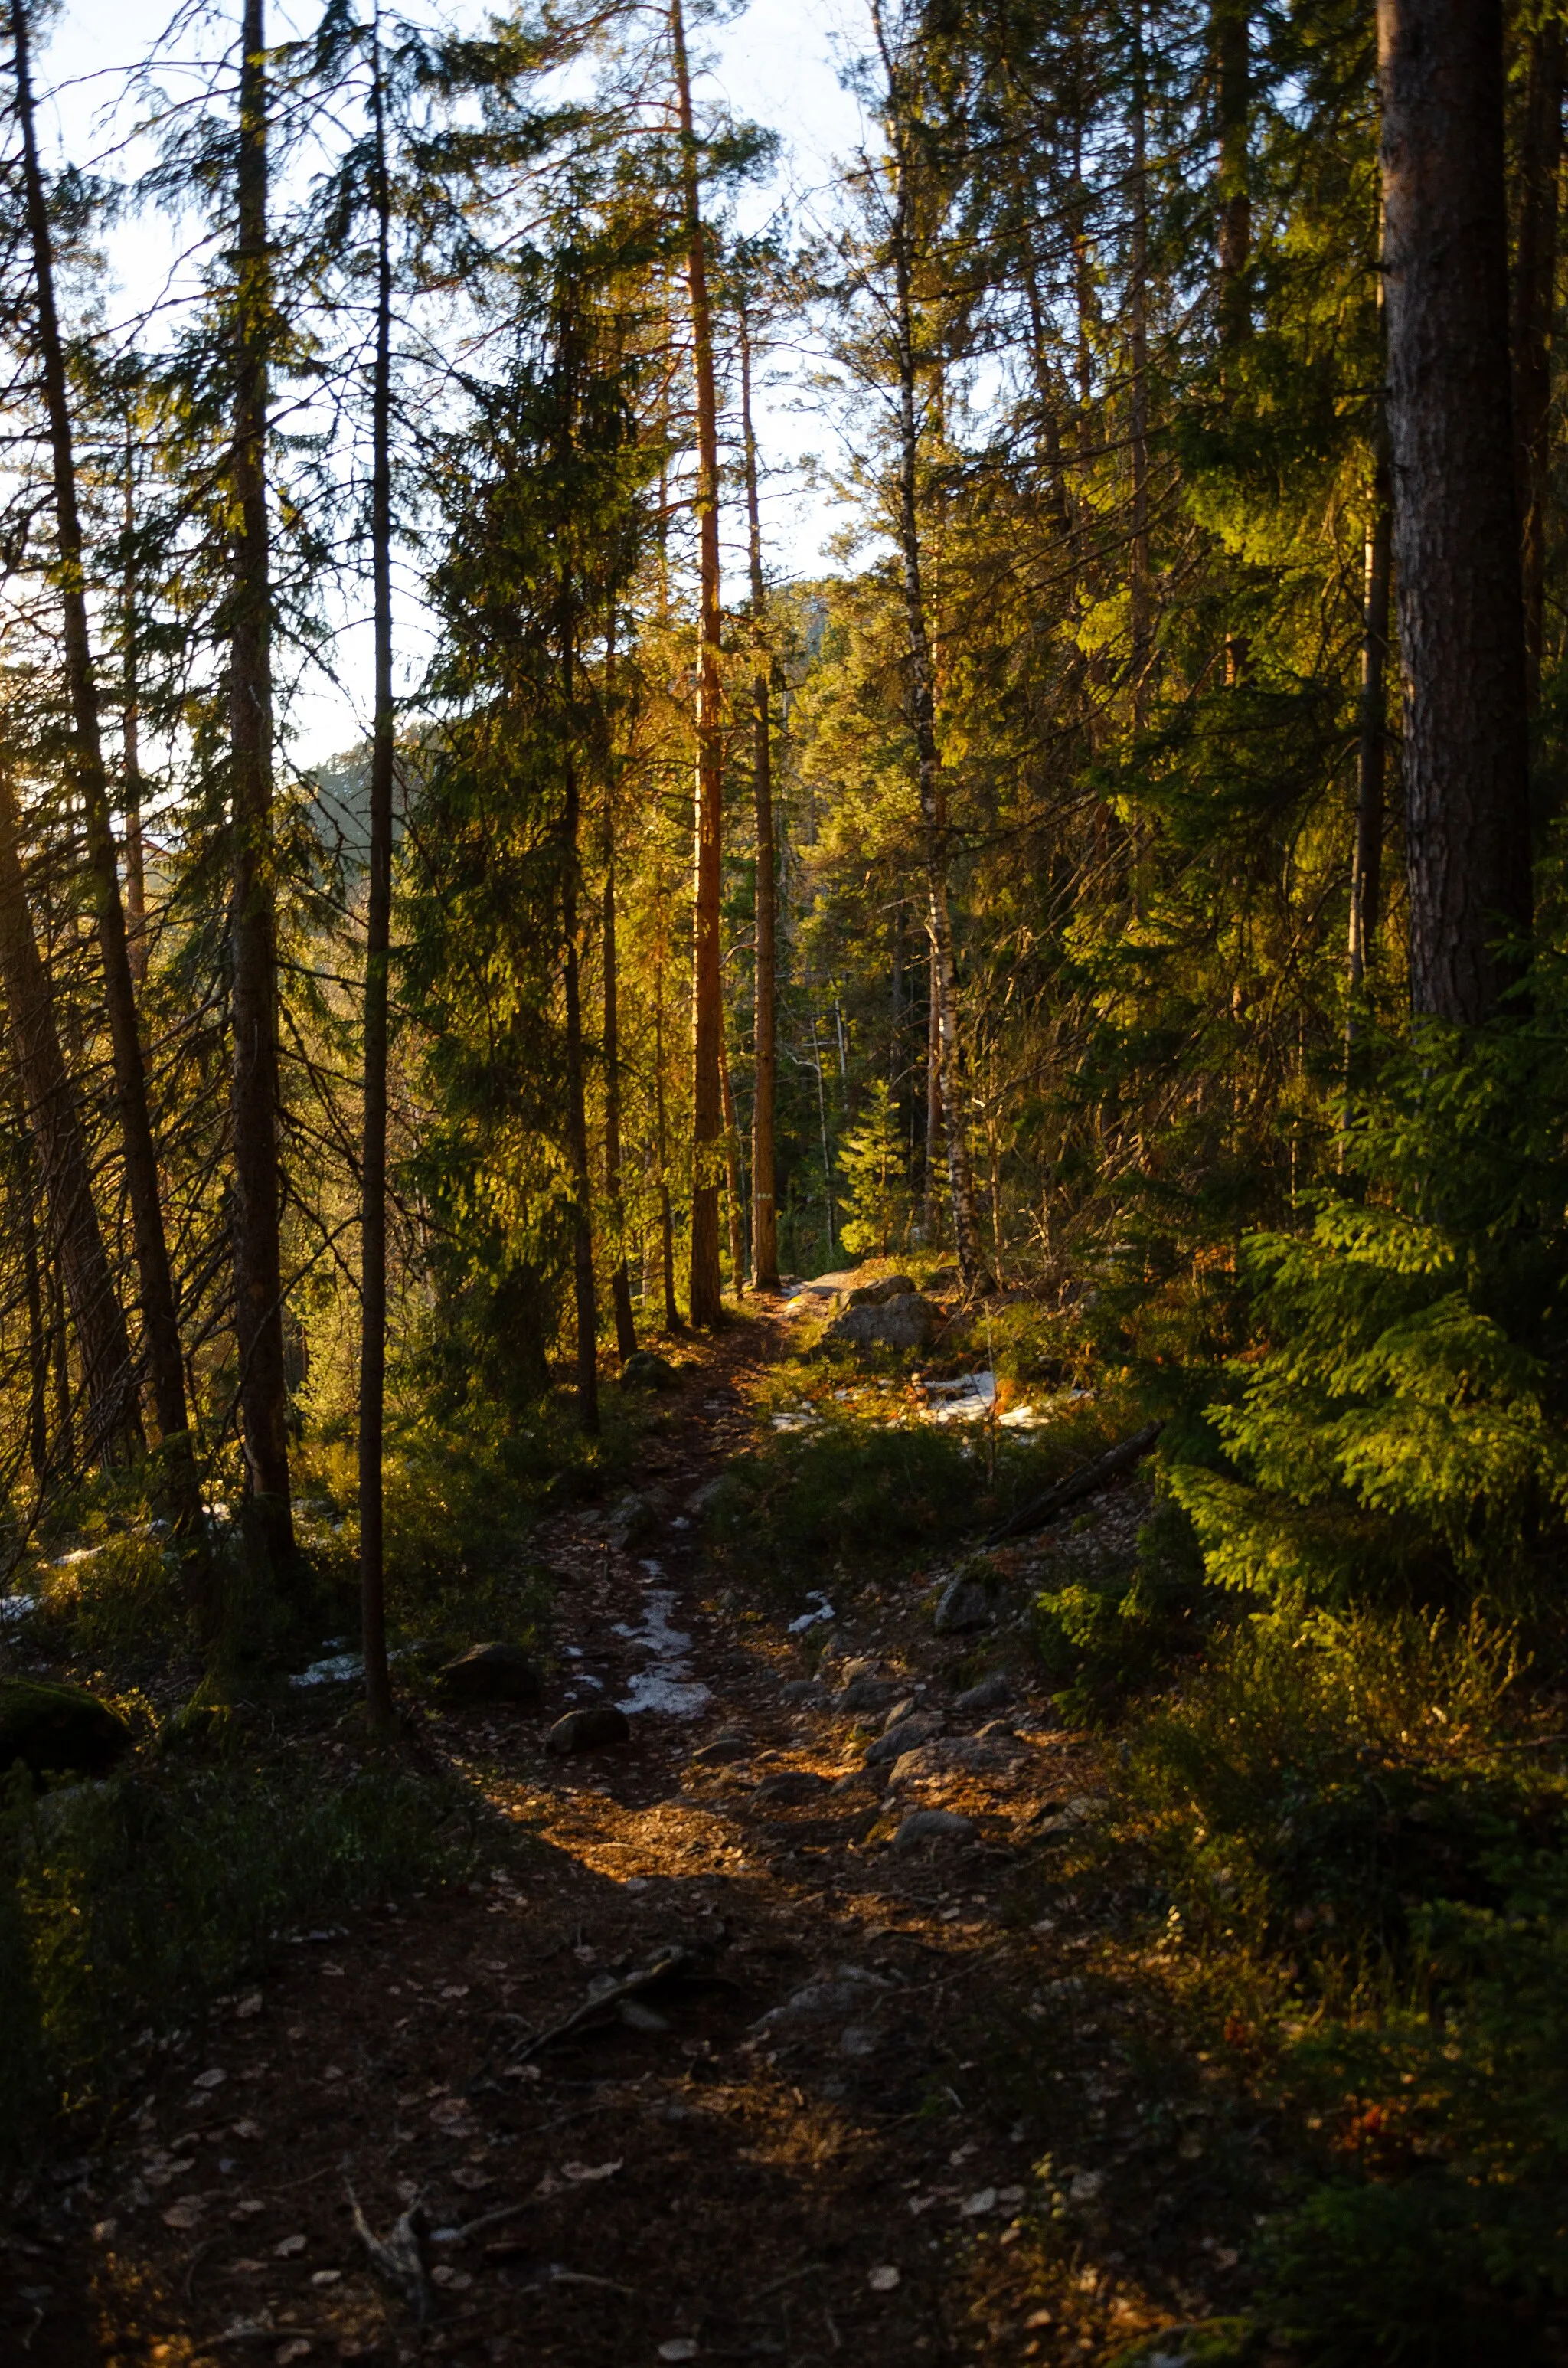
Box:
(923, 950), (942, 1243)
(1349, 248), (1393, 1006)
(1215, 0), (1251, 343)
(0, 768), (139, 1464)
(230, 0), (293, 1555)
(12, 1094), (48, 1489)
(1511, 11), (1563, 715)
(121, 419), (148, 989)
(12, 0), (192, 1499)
(561, 628), (599, 1433)
(48, 1241), (71, 1470)
(654, 963), (680, 1328)
(1378, 0), (1532, 1024)
(874, 2), (994, 1291)
(601, 729), (637, 1362)
(719, 1020), (745, 1296)
(359, 8), (394, 1735)
(739, 296), (780, 1290)
(1129, 5), (1152, 741)
(671, 0), (725, 1327)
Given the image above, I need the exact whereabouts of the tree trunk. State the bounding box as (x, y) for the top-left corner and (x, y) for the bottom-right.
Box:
(12, 1094), (48, 1489)
(13, 0), (192, 1499)
(1377, 0), (1532, 1025)
(1349, 253), (1393, 1005)
(121, 419), (149, 989)
(561, 636), (599, 1434)
(923, 950), (942, 1243)
(874, 5), (995, 1292)
(719, 1020), (745, 1296)
(230, 0), (293, 1556)
(654, 965), (681, 1329)
(1215, 0), (1251, 344)
(671, 0), (725, 1328)
(359, 10), (394, 1734)
(1511, 12), (1563, 714)
(0, 768), (139, 1464)
(601, 756), (638, 1362)
(1129, 5), (1152, 741)
(739, 297), (780, 1290)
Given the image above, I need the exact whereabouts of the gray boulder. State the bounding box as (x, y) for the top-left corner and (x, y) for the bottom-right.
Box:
(864, 1709), (943, 1768)
(954, 1670), (1014, 1717)
(933, 1573), (995, 1635)
(753, 1768), (834, 1805)
(846, 1274), (917, 1307)
(544, 1705), (632, 1755)
(435, 1643), (542, 1706)
(838, 1673), (900, 1714)
(621, 1349), (677, 1389)
(892, 1809), (976, 1852)
(821, 1294), (936, 1354)
(0, 1680), (132, 1781)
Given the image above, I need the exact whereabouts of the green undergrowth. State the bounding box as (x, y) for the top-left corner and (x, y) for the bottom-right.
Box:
(0, 1740), (485, 2160)
(707, 1369), (1135, 1594)
(1088, 1604), (1568, 2363)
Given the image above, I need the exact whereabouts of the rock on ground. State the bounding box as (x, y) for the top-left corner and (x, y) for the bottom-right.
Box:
(0, 1678), (132, 1781)
(821, 1294), (937, 1354)
(933, 1572), (996, 1634)
(892, 1808), (976, 1851)
(544, 1704), (632, 1755)
(434, 1642), (543, 1705)
(864, 1710), (944, 1768)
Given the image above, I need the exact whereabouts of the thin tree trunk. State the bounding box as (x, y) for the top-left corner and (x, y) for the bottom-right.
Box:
(13, 0), (192, 1500)
(121, 419), (148, 989)
(923, 949), (942, 1243)
(739, 296), (780, 1290)
(0, 768), (139, 1464)
(1511, 12), (1563, 714)
(874, 2), (995, 1292)
(12, 1096), (48, 1489)
(654, 964), (680, 1329)
(1378, 0), (1532, 1024)
(671, 0), (725, 1327)
(1215, 0), (1251, 342)
(601, 741), (637, 1362)
(561, 626), (599, 1434)
(719, 1020), (745, 1297)
(1348, 263), (1393, 1006)
(1129, 5), (1152, 741)
(359, 8), (394, 1733)
(230, 0), (293, 1557)
(48, 1244), (71, 1470)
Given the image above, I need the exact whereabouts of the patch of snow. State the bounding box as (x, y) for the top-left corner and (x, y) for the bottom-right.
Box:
(0, 1592), (37, 1627)
(770, 1408), (820, 1432)
(787, 1591), (835, 1635)
(289, 1652), (363, 1689)
(920, 1371), (997, 1425)
(614, 1588), (712, 1720)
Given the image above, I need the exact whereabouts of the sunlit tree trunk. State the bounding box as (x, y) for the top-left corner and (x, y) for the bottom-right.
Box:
(13, 0), (192, 1506)
(738, 296), (780, 1290)
(120, 419), (149, 989)
(1511, 11), (1563, 713)
(230, 0), (293, 1558)
(359, 8), (395, 1733)
(601, 747), (638, 1362)
(654, 963), (681, 1328)
(0, 767), (139, 1464)
(874, 2), (994, 1291)
(719, 1022), (745, 1295)
(670, 0), (726, 1326)
(1378, 0), (1532, 1023)
(561, 631), (599, 1434)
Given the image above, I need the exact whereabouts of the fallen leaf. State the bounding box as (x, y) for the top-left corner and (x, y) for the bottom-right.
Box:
(961, 2188), (997, 2217)
(162, 2199), (206, 2232)
(561, 2160), (622, 2183)
(1069, 2170), (1104, 2202)
(194, 2067), (227, 2090)
(274, 2343), (312, 2366)
(236, 1994), (263, 2020)
(431, 2265), (473, 2290)
(449, 2167), (493, 2192)
(658, 2346), (699, 2364)
(232, 2121), (263, 2141)
(231, 2199), (266, 2220)
(273, 2232), (308, 2258)
(309, 2269), (342, 2288)
(322, 2065), (345, 2082)
(231, 2259), (266, 2275)
(438, 1985), (469, 2001)
(868, 2265), (901, 2291)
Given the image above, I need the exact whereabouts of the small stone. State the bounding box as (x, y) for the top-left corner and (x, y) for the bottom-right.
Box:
(544, 1706), (632, 1755)
(880, 1695), (920, 1733)
(961, 2187), (998, 2216)
(621, 1350), (677, 1389)
(841, 2023), (880, 2057)
(867, 2264), (902, 2292)
(892, 1809), (976, 1852)
(309, 2270), (341, 2288)
(273, 2232), (308, 2257)
(194, 2066), (227, 2089)
(435, 1643), (543, 1706)
(690, 1732), (751, 1765)
(274, 2343), (312, 2366)
(161, 2198), (205, 2231)
(658, 2345), (700, 2364)
(778, 1679), (824, 1704)
(953, 1671), (1013, 1717)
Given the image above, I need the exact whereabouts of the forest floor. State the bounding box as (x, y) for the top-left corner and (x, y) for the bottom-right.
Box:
(5, 1306), (1285, 2368)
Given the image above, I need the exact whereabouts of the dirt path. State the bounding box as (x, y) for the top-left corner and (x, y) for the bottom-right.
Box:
(7, 1317), (1263, 2368)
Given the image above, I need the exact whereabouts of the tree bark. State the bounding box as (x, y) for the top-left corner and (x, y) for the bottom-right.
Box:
(561, 636), (599, 1434)
(1349, 263), (1393, 1003)
(1377, 0), (1532, 1025)
(738, 296), (780, 1290)
(718, 1018), (745, 1296)
(1511, 11), (1563, 715)
(12, 0), (192, 1499)
(874, 2), (994, 1292)
(601, 718), (638, 1362)
(230, 0), (293, 1556)
(359, 7), (394, 1733)
(1129, 4), (1152, 748)
(654, 963), (681, 1328)
(1215, 0), (1251, 344)
(11, 1091), (49, 1488)
(0, 767), (139, 1464)
(121, 418), (149, 989)
(671, 0), (725, 1328)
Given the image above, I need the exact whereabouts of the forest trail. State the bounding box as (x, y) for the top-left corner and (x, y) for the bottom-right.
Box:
(15, 1313), (1263, 2368)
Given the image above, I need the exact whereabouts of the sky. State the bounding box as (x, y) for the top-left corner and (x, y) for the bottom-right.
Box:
(31, 0), (874, 764)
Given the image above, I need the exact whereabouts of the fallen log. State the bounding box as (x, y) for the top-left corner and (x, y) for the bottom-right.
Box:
(985, 1421), (1164, 1546)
